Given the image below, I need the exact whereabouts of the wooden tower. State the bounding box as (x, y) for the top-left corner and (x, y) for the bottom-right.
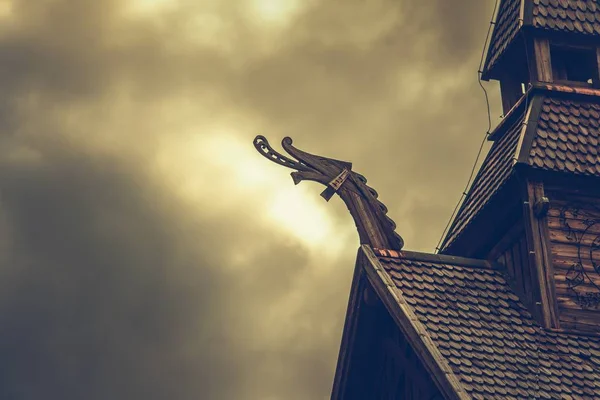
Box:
(254, 1), (600, 399)
(442, 0), (600, 333)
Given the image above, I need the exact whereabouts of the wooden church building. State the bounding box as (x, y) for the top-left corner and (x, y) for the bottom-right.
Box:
(254, 1), (600, 398)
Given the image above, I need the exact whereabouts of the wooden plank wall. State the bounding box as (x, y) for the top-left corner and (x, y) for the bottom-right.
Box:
(547, 194), (600, 332)
(346, 286), (443, 400)
(492, 223), (535, 307)
(377, 321), (444, 400)
(376, 317), (442, 400)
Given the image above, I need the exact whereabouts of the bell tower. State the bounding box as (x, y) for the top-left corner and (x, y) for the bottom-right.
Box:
(442, 0), (600, 333)
(482, 0), (600, 114)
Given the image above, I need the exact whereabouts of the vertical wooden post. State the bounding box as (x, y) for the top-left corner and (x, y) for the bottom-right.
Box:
(595, 46), (600, 87)
(525, 181), (560, 329)
(534, 38), (553, 82)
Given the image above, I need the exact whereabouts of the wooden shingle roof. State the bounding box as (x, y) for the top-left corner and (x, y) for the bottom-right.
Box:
(483, 0), (600, 79)
(443, 85), (600, 252)
(484, 0), (522, 76)
(367, 247), (600, 400)
(529, 95), (600, 175)
(533, 0), (600, 35)
(442, 109), (525, 251)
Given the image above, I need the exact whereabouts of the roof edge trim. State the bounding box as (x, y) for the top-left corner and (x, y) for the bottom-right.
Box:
(492, 83), (600, 141)
(360, 245), (471, 400)
(373, 248), (490, 269)
(516, 95), (545, 164)
(481, 0), (506, 80)
(532, 82), (600, 98)
(489, 86), (531, 141)
(522, 0), (534, 26)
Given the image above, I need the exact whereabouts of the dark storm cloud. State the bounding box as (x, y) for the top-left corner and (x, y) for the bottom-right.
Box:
(0, 141), (227, 399)
(0, 1), (499, 399)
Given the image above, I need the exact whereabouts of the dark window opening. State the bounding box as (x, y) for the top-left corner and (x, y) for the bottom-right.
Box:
(551, 46), (599, 86)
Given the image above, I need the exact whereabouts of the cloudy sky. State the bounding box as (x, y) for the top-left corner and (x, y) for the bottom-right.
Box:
(0, 1), (502, 399)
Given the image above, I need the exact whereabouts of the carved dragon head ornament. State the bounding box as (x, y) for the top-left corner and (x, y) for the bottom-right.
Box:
(253, 135), (404, 250)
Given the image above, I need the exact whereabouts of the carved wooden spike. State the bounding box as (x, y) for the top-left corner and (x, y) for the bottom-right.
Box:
(253, 135), (404, 250)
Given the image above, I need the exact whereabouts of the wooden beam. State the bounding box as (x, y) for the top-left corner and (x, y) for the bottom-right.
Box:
(595, 46), (600, 88)
(524, 181), (560, 329)
(389, 250), (490, 269)
(534, 38), (553, 82)
(515, 95), (545, 164)
(360, 245), (470, 400)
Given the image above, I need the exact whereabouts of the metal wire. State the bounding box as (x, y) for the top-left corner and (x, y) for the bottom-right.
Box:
(435, 0), (500, 253)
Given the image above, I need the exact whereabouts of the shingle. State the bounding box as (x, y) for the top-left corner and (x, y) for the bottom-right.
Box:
(443, 112), (525, 249)
(529, 96), (600, 176)
(484, 0), (522, 74)
(484, 0), (600, 78)
(533, 0), (600, 35)
(375, 250), (600, 399)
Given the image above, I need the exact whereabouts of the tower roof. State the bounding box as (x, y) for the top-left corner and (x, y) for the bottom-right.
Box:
(528, 86), (600, 176)
(442, 105), (526, 251)
(442, 84), (600, 253)
(533, 0), (600, 36)
(482, 0), (600, 80)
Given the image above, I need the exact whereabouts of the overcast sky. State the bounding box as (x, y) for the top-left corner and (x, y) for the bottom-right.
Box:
(0, 1), (501, 399)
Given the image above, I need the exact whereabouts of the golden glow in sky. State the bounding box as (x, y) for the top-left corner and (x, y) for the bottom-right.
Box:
(247, 0), (304, 26)
(157, 131), (346, 254)
(0, 0), (12, 18)
(125, 0), (173, 15)
(126, 0), (304, 25)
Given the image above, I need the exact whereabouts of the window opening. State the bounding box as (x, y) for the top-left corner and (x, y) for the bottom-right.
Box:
(551, 46), (599, 86)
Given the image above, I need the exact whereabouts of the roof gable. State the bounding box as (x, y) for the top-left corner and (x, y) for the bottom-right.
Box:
(364, 246), (600, 399)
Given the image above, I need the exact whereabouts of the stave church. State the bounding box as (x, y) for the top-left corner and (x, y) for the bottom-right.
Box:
(254, 1), (600, 398)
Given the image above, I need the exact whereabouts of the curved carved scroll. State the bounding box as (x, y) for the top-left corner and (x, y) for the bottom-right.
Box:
(253, 136), (404, 250)
(559, 203), (600, 309)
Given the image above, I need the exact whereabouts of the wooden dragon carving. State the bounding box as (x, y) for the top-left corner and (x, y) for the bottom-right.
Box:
(253, 136), (404, 251)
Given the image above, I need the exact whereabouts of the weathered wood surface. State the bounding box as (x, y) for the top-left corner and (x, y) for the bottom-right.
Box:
(534, 38), (553, 82)
(559, 308), (600, 331)
(522, 181), (560, 328)
(361, 246), (469, 400)
(494, 226), (533, 305)
(546, 194), (600, 332)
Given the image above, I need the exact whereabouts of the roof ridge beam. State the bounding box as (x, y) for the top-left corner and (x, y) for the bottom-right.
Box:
(373, 248), (491, 269)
